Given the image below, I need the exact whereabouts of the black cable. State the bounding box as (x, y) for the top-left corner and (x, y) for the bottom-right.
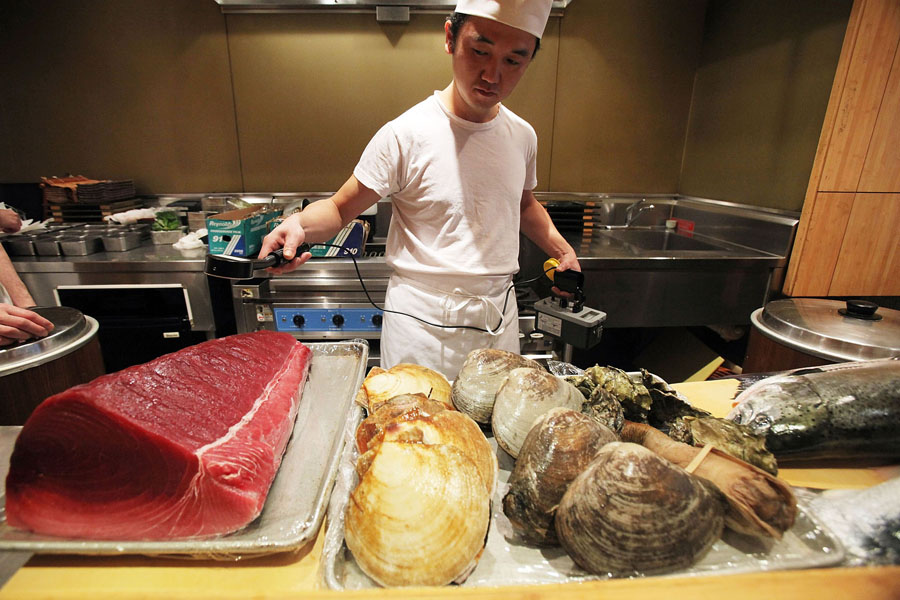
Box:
(306, 243), (557, 334)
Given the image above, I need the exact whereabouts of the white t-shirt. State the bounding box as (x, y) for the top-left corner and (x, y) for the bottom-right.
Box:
(353, 91), (538, 286)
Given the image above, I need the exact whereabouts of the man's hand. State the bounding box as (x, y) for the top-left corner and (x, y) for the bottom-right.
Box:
(258, 213), (313, 275)
(551, 255), (582, 299)
(0, 303), (53, 346)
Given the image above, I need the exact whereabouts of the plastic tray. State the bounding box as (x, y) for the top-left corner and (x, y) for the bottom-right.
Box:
(322, 417), (846, 589)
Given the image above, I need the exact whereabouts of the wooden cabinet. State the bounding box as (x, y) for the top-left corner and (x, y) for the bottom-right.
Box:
(783, 0), (900, 297)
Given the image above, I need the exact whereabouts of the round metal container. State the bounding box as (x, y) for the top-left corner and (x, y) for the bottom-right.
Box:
(0, 306), (98, 376)
(0, 306), (104, 425)
(750, 298), (900, 363)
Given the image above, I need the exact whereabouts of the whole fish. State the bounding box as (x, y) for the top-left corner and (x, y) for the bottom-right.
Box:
(728, 359), (900, 462)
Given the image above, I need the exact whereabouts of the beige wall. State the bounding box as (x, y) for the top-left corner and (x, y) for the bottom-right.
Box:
(0, 0), (850, 211)
(680, 0), (852, 211)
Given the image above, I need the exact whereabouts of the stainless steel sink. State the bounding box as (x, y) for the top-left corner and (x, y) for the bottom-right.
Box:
(597, 228), (725, 252)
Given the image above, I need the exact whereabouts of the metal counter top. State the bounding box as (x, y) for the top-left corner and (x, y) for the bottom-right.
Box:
(10, 244), (210, 274)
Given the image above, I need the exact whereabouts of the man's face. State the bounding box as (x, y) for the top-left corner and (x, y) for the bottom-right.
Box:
(445, 15), (537, 122)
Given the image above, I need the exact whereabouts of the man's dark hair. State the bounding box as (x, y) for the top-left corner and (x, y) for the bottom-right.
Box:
(447, 12), (541, 58)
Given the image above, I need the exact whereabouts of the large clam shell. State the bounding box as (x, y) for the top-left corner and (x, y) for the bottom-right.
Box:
(357, 408), (497, 495)
(355, 393), (449, 455)
(344, 441), (491, 587)
(360, 364), (452, 412)
(503, 408), (617, 545)
(451, 349), (542, 424)
(491, 367), (584, 459)
(555, 441), (725, 576)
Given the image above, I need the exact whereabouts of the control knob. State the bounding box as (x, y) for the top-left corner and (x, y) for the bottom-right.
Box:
(332, 314), (345, 327)
(292, 314), (305, 328)
(371, 313), (383, 327)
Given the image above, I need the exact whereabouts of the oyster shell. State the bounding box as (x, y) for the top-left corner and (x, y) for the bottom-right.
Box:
(451, 349), (542, 424)
(359, 364), (452, 412)
(503, 408), (617, 545)
(344, 441), (491, 587)
(357, 408), (497, 495)
(555, 441), (726, 576)
(355, 393), (450, 455)
(491, 367), (584, 459)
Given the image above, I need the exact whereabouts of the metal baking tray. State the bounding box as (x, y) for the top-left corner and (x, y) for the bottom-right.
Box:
(322, 420), (846, 589)
(0, 340), (368, 559)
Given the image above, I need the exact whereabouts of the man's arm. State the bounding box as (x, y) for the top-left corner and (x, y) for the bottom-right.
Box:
(519, 190), (580, 273)
(259, 175), (382, 274)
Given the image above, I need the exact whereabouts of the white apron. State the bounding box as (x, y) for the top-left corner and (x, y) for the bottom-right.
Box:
(380, 273), (520, 379)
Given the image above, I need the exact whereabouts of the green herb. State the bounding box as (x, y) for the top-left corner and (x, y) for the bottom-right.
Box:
(151, 211), (181, 231)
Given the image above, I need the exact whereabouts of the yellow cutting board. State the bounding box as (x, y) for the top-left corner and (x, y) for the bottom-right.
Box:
(672, 379), (900, 489)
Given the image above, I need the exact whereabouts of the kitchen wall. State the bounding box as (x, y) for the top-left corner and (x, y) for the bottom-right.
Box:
(680, 0), (853, 209)
(0, 0), (850, 211)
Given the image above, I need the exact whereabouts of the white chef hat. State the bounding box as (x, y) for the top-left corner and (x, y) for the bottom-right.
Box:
(454, 0), (553, 40)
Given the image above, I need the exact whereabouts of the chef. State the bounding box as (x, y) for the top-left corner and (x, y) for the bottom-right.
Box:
(0, 208), (53, 346)
(259, 0), (579, 377)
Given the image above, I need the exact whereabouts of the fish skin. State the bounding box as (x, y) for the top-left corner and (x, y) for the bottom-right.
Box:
(728, 359), (900, 461)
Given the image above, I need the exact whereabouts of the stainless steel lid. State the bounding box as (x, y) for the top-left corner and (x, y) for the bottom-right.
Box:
(0, 306), (91, 370)
(751, 298), (900, 362)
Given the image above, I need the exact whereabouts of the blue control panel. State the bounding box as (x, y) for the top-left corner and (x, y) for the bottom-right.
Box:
(273, 307), (383, 333)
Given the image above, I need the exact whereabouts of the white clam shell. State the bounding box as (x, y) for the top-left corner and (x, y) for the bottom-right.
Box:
(345, 441), (491, 587)
(491, 367), (584, 459)
(451, 349), (542, 424)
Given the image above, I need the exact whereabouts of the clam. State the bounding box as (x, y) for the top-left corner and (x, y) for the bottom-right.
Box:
(503, 408), (617, 545)
(555, 442), (726, 576)
(355, 393), (449, 455)
(357, 407), (497, 495)
(359, 364), (452, 412)
(451, 349), (542, 424)
(622, 421), (796, 539)
(344, 441), (491, 587)
(491, 367), (584, 459)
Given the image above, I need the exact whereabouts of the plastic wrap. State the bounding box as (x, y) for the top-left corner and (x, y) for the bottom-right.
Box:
(0, 340), (368, 561)
(322, 428), (845, 589)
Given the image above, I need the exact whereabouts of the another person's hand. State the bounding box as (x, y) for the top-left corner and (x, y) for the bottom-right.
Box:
(258, 213), (313, 275)
(0, 209), (23, 234)
(0, 303), (54, 346)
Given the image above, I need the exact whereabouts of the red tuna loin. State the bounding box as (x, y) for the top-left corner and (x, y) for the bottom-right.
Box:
(5, 330), (311, 540)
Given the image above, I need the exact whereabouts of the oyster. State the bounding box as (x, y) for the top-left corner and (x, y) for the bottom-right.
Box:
(355, 393), (449, 455)
(580, 385), (625, 433)
(491, 367), (584, 459)
(555, 442), (726, 576)
(358, 364), (452, 412)
(451, 349), (542, 424)
(345, 441), (491, 587)
(622, 421), (796, 539)
(357, 408), (497, 495)
(503, 408), (617, 545)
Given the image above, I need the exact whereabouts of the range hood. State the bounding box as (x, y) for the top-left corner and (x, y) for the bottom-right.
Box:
(214, 0), (573, 20)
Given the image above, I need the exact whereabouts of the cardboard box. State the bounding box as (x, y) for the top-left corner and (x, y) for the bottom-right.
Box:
(206, 207), (280, 257)
(310, 219), (370, 258)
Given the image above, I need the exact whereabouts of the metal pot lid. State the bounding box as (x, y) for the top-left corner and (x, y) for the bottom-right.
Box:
(0, 306), (89, 368)
(753, 298), (900, 362)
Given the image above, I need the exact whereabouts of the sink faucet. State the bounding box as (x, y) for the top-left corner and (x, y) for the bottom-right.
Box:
(625, 198), (655, 227)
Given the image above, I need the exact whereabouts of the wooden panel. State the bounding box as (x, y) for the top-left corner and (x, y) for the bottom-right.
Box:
(830, 193), (900, 295)
(819, 0), (900, 192)
(784, 0), (866, 295)
(784, 192), (854, 296)
(859, 39), (900, 191)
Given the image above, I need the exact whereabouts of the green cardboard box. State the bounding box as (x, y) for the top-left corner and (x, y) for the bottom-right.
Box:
(206, 207), (280, 257)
